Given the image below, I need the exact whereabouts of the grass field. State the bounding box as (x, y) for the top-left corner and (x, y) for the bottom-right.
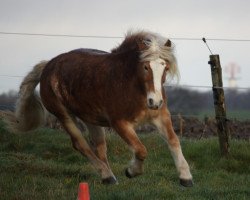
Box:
(197, 110), (250, 121)
(0, 120), (249, 200)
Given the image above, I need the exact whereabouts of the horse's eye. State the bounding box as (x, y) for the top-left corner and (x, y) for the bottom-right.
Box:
(144, 65), (149, 72)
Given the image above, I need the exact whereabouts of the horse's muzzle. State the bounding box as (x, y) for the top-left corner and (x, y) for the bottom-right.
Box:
(147, 98), (163, 110)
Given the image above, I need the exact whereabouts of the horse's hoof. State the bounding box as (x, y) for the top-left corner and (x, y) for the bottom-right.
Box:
(180, 179), (194, 187)
(125, 168), (142, 178)
(102, 176), (117, 185)
(125, 168), (133, 178)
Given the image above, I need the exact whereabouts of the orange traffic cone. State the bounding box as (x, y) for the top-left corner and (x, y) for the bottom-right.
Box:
(78, 182), (90, 200)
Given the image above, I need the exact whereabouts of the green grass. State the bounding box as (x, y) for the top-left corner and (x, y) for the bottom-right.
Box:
(0, 120), (249, 200)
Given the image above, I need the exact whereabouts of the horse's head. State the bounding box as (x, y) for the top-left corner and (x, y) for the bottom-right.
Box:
(136, 34), (178, 110)
(142, 56), (169, 110)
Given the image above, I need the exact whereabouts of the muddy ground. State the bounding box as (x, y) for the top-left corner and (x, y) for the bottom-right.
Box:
(130, 116), (250, 140)
(172, 116), (250, 140)
(1, 110), (249, 140)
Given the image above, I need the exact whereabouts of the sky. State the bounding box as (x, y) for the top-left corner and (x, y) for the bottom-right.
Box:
(0, 0), (250, 94)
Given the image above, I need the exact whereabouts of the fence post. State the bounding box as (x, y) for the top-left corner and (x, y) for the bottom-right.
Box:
(208, 54), (230, 157)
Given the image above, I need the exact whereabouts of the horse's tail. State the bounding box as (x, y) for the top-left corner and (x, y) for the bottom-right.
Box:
(4, 61), (48, 132)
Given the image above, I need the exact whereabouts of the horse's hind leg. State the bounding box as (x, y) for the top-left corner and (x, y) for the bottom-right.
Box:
(86, 123), (112, 171)
(59, 114), (117, 184)
(153, 108), (193, 187)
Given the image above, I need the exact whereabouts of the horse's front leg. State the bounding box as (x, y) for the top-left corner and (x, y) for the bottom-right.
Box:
(112, 120), (147, 178)
(153, 108), (193, 187)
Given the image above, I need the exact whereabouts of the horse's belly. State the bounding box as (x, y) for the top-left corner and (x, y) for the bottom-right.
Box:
(78, 112), (110, 127)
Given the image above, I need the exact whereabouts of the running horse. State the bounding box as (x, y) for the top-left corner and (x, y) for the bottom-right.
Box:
(7, 31), (193, 186)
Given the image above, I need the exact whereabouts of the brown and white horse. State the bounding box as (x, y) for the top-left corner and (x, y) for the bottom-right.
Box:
(7, 31), (193, 186)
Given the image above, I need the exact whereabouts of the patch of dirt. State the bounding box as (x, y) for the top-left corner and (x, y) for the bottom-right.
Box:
(174, 116), (250, 140)
(1, 110), (249, 140)
(137, 116), (250, 140)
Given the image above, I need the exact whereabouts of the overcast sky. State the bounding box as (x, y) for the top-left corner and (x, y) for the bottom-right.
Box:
(0, 0), (250, 93)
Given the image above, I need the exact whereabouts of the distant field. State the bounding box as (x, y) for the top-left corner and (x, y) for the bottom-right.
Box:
(0, 120), (249, 200)
(197, 110), (250, 121)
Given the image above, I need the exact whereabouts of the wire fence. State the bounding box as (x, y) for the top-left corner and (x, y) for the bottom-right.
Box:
(0, 31), (250, 122)
(1, 31), (250, 42)
(0, 86), (249, 121)
(0, 85), (250, 120)
(0, 73), (249, 90)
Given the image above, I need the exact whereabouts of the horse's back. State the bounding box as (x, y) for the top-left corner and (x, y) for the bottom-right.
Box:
(42, 48), (109, 77)
(70, 48), (108, 55)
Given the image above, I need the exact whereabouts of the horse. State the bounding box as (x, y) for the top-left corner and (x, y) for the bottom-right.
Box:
(6, 31), (193, 186)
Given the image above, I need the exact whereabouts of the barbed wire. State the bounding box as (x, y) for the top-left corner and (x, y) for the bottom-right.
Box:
(0, 104), (248, 121)
(1, 31), (250, 90)
(0, 74), (250, 90)
(1, 31), (250, 42)
(0, 75), (23, 78)
(0, 31), (123, 39)
(165, 84), (250, 90)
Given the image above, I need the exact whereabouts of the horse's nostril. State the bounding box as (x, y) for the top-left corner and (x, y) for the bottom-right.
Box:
(159, 100), (163, 107)
(148, 98), (154, 106)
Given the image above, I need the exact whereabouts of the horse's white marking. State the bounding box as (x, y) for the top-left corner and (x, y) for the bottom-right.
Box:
(153, 117), (192, 180)
(171, 148), (192, 180)
(147, 58), (166, 106)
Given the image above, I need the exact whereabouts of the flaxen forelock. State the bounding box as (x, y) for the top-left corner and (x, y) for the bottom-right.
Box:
(137, 31), (179, 79)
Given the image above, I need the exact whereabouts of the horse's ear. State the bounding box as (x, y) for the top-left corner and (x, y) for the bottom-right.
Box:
(136, 38), (150, 51)
(165, 39), (171, 47)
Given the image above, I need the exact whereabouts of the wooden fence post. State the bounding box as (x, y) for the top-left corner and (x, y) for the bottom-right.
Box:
(208, 55), (230, 156)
